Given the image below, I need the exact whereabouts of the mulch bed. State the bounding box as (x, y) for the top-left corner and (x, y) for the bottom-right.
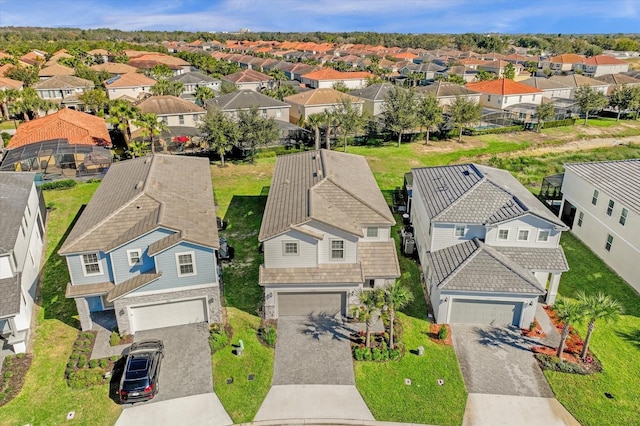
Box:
(521, 318), (546, 339)
(66, 331), (118, 388)
(0, 353), (33, 407)
(428, 324), (453, 346)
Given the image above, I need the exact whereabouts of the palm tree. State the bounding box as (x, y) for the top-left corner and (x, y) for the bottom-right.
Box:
(306, 113), (324, 151)
(133, 113), (168, 154)
(267, 68), (287, 89)
(321, 110), (336, 150)
(107, 99), (139, 148)
(383, 278), (414, 349)
(10, 88), (41, 121)
(576, 292), (623, 361)
(351, 289), (384, 348)
(128, 140), (150, 158)
(194, 86), (215, 106)
(553, 298), (585, 361)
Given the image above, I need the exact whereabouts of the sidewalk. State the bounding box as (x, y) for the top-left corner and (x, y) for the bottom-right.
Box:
(535, 303), (561, 348)
(90, 311), (129, 360)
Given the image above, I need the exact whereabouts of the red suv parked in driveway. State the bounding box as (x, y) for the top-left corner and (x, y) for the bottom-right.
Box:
(119, 339), (164, 403)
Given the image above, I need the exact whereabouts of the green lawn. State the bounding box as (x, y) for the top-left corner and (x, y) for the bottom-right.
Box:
(542, 233), (640, 425)
(355, 313), (467, 426)
(212, 308), (274, 423)
(0, 182), (122, 426)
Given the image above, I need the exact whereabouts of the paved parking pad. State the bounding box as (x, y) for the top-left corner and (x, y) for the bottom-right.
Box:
(273, 315), (356, 385)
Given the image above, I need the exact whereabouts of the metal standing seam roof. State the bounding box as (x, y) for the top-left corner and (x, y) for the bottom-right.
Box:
(427, 239), (546, 294)
(411, 163), (566, 228)
(259, 149), (395, 242)
(564, 159), (640, 215)
(58, 154), (219, 255)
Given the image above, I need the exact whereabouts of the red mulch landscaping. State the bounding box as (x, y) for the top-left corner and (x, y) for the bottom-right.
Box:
(0, 353), (33, 407)
(542, 305), (585, 355)
(531, 345), (581, 364)
(428, 324), (453, 346)
(521, 318), (546, 339)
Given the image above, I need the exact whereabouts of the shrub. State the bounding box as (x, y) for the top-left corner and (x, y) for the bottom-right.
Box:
(41, 179), (77, 190)
(81, 332), (95, 340)
(353, 346), (366, 361)
(3, 356), (12, 367)
(259, 325), (277, 347)
(4, 372), (12, 379)
(70, 352), (80, 360)
(389, 348), (401, 361)
(109, 330), (121, 346)
(535, 353), (587, 375)
(437, 325), (448, 340)
(99, 359), (108, 368)
(109, 355), (119, 362)
(67, 361), (77, 369)
(77, 359), (86, 368)
(15, 353), (25, 359)
(67, 369), (105, 389)
(209, 328), (229, 353)
(372, 348), (383, 361)
(363, 348), (373, 361)
(465, 125), (524, 136)
(89, 359), (98, 369)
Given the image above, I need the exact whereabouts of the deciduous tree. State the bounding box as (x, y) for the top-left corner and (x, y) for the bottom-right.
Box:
(198, 107), (240, 166)
(417, 93), (444, 144)
(575, 85), (608, 125)
(382, 86), (417, 147)
(448, 95), (482, 142)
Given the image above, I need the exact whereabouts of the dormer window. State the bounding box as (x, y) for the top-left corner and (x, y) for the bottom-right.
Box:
(330, 240), (345, 260)
(497, 229), (509, 241)
(454, 225), (466, 237)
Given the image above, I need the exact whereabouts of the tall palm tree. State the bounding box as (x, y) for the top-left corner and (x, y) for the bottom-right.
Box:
(306, 113), (324, 151)
(321, 110), (335, 150)
(383, 278), (414, 349)
(10, 88), (41, 121)
(107, 99), (139, 148)
(194, 86), (215, 106)
(0, 89), (20, 120)
(267, 68), (287, 90)
(576, 292), (623, 361)
(133, 113), (168, 154)
(128, 140), (150, 158)
(553, 298), (585, 361)
(351, 289), (384, 348)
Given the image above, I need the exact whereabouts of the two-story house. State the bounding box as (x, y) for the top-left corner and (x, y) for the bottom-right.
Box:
(170, 71), (221, 99)
(407, 164), (568, 327)
(59, 155), (222, 335)
(32, 75), (94, 108)
(558, 159), (640, 293)
(134, 95), (206, 130)
(466, 78), (544, 110)
(104, 73), (156, 101)
(0, 172), (46, 354)
(258, 149), (400, 319)
(206, 89), (290, 122)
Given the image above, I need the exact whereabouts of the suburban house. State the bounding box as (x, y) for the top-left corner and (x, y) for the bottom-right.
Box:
(538, 54), (585, 75)
(258, 149), (400, 319)
(300, 68), (373, 90)
(134, 95), (206, 128)
(170, 71), (221, 99)
(222, 69), (274, 91)
(126, 53), (190, 75)
(206, 89), (290, 121)
(407, 163), (569, 327)
(398, 62), (445, 85)
(104, 73), (156, 100)
(0, 173), (46, 354)
(0, 76), (23, 93)
(32, 75), (94, 108)
(415, 81), (482, 109)
(466, 78), (544, 110)
(595, 73), (640, 95)
(574, 55), (630, 77)
(283, 88), (363, 125)
(558, 160), (640, 293)
(37, 63), (75, 79)
(548, 75), (610, 97)
(59, 154), (222, 335)
(90, 62), (139, 76)
(520, 77), (575, 100)
(348, 83), (395, 117)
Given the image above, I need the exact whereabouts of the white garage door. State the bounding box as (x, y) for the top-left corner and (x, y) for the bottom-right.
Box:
(130, 298), (208, 332)
(450, 299), (523, 326)
(278, 292), (345, 317)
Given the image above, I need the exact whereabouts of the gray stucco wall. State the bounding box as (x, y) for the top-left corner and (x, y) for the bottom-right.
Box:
(75, 298), (93, 331)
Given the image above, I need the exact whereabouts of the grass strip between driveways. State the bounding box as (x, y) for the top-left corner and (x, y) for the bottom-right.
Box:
(0, 182), (122, 426)
(355, 313), (467, 426)
(541, 233), (640, 426)
(212, 307), (274, 423)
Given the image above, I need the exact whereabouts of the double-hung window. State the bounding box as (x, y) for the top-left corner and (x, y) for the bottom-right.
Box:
(619, 208), (628, 226)
(517, 229), (530, 241)
(606, 200), (615, 216)
(592, 190), (599, 205)
(127, 249), (142, 266)
(605, 234), (613, 252)
(82, 253), (102, 276)
(176, 252), (196, 276)
(330, 240), (345, 260)
(577, 212), (584, 227)
(497, 229), (509, 241)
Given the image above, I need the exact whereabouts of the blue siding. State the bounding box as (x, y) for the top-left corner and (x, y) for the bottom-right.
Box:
(86, 296), (103, 312)
(110, 228), (174, 284)
(131, 242), (218, 294)
(66, 252), (113, 285)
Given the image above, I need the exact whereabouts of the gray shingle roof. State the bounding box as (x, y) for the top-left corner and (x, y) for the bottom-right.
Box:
(0, 275), (20, 317)
(0, 172), (35, 253)
(564, 159), (640, 215)
(427, 239), (545, 294)
(59, 154), (219, 255)
(411, 163), (566, 228)
(259, 263), (363, 285)
(259, 150), (395, 241)
(494, 246), (569, 272)
(207, 89), (289, 110)
(170, 71), (220, 85)
(348, 83), (396, 101)
(32, 75), (93, 89)
(415, 81), (480, 97)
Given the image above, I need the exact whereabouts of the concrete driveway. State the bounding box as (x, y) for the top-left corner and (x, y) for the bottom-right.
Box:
(273, 315), (356, 385)
(451, 324), (552, 397)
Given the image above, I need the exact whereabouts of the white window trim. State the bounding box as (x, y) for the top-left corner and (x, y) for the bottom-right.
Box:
(517, 228), (530, 241)
(619, 208), (628, 226)
(175, 251), (197, 277)
(282, 241), (299, 256)
(454, 225), (466, 237)
(366, 227), (379, 238)
(330, 239), (345, 261)
(605, 234), (613, 251)
(537, 229), (551, 242)
(81, 252), (103, 277)
(127, 249), (142, 266)
(497, 228), (510, 241)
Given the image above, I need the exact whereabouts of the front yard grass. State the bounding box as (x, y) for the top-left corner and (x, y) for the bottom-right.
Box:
(0, 181), (121, 426)
(355, 313), (466, 426)
(542, 233), (640, 425)
(212, 307), (274, 423)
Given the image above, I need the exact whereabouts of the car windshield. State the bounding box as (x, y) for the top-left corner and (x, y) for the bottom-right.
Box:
(122, 378), (149, 391)
(125, 357), (149, 380)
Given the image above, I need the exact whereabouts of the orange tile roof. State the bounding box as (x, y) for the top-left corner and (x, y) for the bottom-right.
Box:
(581, 55), (627, 65)
(7, 108), (111, 149)
(87, 49), (110, 55)
(549, 54), (585, 64)
(38, 63), (75, 77)
(104, 72), (156, 88)
(392, 52), (419, 60)
(466, 78), (543, 95)
(90, 62), (139, 74)
(0, 76), (23, 90)
(0, 64), (15, 77)
(302, 68), (374, 81)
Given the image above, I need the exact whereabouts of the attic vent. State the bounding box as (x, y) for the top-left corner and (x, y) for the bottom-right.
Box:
(462, 170), (470, 176)
(135, 180), (144, 190)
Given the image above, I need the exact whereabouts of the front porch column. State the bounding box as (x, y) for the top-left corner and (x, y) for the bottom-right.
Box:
(74, 298), (93, 331)
(545, 273), (562, 305)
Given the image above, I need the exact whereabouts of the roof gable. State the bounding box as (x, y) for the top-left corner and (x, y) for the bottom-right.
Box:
(466, 78), (543, 95)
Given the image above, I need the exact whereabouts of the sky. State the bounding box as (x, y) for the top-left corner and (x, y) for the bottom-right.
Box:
(0, 0), (639, 34)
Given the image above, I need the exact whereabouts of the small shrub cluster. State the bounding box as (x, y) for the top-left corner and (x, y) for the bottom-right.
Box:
(67, 369), (106, 389)
(353, 345), (402, 362)
(109, 330), (121, 346)
(0, 353), (32, 406)
(209, 324), (230, 354)
(40, 179), (77, 190)
(540, 118), (576, 129)
(254, 146), (307, 159)
(437, 324), (448, 340)
(65, 331), (115, 389)
(465, 125), (524, 136)
(258, 320), (277, 348)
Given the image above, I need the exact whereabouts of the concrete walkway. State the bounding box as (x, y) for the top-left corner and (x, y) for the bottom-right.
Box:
(115, 393), (232, 426)
(462, 394), (580, 426)
(90, 311), (129, 360)
(535, 303), (561, 348)
(254, 385), (375, 422)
